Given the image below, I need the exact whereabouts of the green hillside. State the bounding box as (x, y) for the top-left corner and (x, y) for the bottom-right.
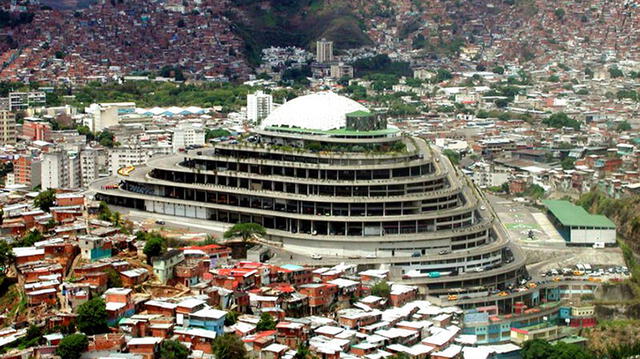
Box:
(228, 0), (372, 65)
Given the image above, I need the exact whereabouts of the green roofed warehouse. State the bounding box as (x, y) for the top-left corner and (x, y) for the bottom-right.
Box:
(542, 200), (616, 246)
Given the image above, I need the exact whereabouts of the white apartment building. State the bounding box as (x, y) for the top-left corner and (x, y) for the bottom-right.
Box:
(316, 38), (333, 63)
(9, 91), (46, 112)
(69, 154), (82, 189)
(172, 123), (205, 152)
(80, 148), (100, 187)
(246, 91), (273, 123)
(41, 151), (70, 189)
(84, 102), (135, 132)
(109, 145), (172, 175)
(470, 162), (511, 188)
(0, 110), (16, 146)
(330, 63), (354, 79)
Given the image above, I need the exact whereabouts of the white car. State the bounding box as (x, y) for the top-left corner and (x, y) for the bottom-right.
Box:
(311, 254), (322, 260)
(365, 254), (377, 259)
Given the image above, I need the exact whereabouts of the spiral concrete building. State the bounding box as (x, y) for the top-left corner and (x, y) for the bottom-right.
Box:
(91, 92), (526, 296)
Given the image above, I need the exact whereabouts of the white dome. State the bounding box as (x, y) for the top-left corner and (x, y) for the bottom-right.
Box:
(260, 92), (369, 131)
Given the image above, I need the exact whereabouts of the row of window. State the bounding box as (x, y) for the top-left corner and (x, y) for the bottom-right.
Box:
(150, 169), (449, 198)
(208, 147), (421, 166)
(182, 158), (433, 181)
(124, 181), (472, 218)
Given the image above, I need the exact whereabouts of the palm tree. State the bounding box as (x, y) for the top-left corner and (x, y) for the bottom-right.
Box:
(223, 223), (266, 243)
(294, 343), (315, 359)
(111, 211), (122, 227)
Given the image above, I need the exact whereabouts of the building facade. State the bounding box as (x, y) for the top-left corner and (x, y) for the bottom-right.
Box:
(13, 155), (41, 188)
(0, 110), (16, 146)
(80, 148), (100, 187)
(247, 90), (273, 123)
(93, 92), (526, 296)
(543, 200), (616, 245)
(172, 123), (205, 152)
(42, 151), (70, 189)
(23, 120), (52, 142)
(330, 63), (354, 79)
(316, 38), (333, 63)
(9, 91), (46, 112)
(109, 145), (172, 175)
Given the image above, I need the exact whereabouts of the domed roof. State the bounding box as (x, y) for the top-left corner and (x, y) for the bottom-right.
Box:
(260, 92), (369, 131)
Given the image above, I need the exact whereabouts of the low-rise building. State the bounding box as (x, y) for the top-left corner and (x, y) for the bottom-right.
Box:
(152, 250), (185, 284)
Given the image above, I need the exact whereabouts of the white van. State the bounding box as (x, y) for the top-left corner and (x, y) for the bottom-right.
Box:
(593, 242), (605, 249)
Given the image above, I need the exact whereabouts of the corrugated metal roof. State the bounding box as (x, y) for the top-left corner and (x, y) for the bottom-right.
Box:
(542, 200), (616, 228)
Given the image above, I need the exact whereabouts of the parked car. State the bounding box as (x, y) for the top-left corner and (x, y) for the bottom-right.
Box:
(311, 254), (322, 260)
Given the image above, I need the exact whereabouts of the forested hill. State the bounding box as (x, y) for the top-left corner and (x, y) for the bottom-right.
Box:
(577, 191), (640, 249)
(225, 0), (373, 65)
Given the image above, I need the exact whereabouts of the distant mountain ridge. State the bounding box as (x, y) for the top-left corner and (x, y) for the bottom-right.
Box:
(226, 0), (373, 65)
(2, 0), (639, 77)
(40, 0), (97, 10)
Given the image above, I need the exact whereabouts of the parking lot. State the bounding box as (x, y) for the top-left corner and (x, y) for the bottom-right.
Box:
(488, 194), (627, 279)
(489, 195), (564, 244)
(540, 264), (630, 283)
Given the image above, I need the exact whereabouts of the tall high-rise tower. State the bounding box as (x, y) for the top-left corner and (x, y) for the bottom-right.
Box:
(0, 110), (16, 146)
(316, 38), (334, 63)
(247, 90), (273, 123)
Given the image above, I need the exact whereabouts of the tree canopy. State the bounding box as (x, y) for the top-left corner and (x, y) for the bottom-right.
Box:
(522, 184), (545, 199)
(522, 339), (591, 359)
(225, 310), (239, 326)
(609, 66), (624, 78)
(443, 149), (461, 165)
(223, 223), (266, 242)
(293, 343), (314, 359)
(55, 333), (88, 359)
(212, 333), (248, 359)
(34, 189), (56, 212)
(560, 157), (575, 170)
(542, 112), (580, 130)
(141, 231), (167, 261)
(0, 239), (13, 275)
(16, 229), (44, 247)
(77, 297), (109, 335)
(67, 81), (252, 110)
(97, 130), (116, 147)
(256, 312), (277, 331)
(205, 128), (231, 141)
(370, 280), (391, 298)
(352, 54), (412, 77)
(615, 121), (632, 132)
(105, 267), (123, 288)
(160, 339), (190, 359)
